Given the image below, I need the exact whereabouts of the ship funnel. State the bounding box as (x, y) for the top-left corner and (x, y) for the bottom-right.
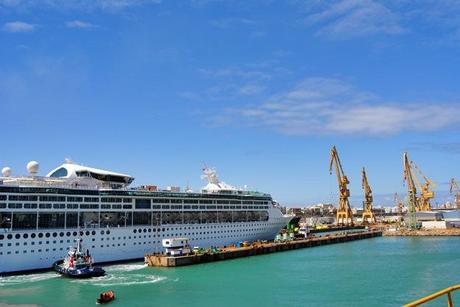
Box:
(27, 161), (39, 175)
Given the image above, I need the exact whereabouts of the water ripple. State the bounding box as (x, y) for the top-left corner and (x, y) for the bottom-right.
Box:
(70, 274), (166, 287)
(0, 273), (57, 286)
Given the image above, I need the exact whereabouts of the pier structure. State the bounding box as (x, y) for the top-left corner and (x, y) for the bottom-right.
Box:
(145, 230), (382, 267)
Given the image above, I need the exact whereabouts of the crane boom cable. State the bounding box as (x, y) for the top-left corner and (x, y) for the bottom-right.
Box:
(403, 152), (417, 229)
(409, 160), (435, 211)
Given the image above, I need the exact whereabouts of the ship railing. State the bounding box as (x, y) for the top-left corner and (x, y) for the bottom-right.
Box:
(404, 285), (460, 307)
(0, 176), (127, 190)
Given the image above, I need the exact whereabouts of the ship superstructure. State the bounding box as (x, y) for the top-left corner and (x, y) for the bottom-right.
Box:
(0, 160), (289, 273)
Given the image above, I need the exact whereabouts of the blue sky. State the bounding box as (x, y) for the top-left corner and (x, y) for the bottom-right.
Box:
(1, 0), (460, 206)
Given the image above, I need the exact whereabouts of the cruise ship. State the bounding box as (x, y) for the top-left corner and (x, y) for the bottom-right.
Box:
(0, 160), (291, 274)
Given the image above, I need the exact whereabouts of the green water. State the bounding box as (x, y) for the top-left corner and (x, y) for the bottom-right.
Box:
(1, 237), (459, 307)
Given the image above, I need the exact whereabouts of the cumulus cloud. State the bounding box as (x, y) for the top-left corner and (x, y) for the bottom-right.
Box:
(2, 21), (35, 32)
(65, 20), (96, 28)
(220, 77), (460, 136)
(304, 0), (404, 38)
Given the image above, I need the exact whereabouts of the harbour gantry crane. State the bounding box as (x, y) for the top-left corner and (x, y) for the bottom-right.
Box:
(410, 160), (436, 211)
(402, 152), (417, 229)
(450, 178), (460, 209)
(329, 146), (353, 226)
(394, 192), (404, 215)
(361, 167), (376, 224)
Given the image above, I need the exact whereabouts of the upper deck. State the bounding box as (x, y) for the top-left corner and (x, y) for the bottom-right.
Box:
(0, 161), (271, 201)
(0, 185), (272, 201)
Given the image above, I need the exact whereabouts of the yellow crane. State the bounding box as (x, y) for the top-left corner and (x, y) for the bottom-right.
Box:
(361, 167), (376, 224)
(450, 178), (460, 209)
(410, 160), (436, 211)
(402, 152), (417, 228)
(329, 146), (353, 226)
(394, 192), (404, 215)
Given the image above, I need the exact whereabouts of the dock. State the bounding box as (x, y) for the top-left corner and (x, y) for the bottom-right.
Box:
(145, 230), (382, 267)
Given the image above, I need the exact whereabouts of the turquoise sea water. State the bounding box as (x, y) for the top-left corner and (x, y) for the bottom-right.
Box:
(1, 237), (459, 307)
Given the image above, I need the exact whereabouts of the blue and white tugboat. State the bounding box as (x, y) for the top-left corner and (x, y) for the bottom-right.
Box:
(54, 238), (105, 278)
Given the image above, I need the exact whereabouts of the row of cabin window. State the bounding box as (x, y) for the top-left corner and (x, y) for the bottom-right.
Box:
(4, 195), (129, 202)
(0, 222), (272, 240)
(0, 203), (269, 210)
(0, 211), (270, 230)
(1, 195), (269, 205)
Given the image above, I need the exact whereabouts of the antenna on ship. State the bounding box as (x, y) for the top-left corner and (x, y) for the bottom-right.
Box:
(185, 181), (193, 193)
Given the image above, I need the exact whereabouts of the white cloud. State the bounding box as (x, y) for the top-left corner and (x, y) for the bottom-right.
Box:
(2, 21), (35, 32)
(199, 67), (271, 81)
(239, 84), (266, 96)
(0, 0), (161, 11)
(304, 0), (404, 38)
(210, 17), (257, 29)
(65, 20), (96, 29)
(93, 0), (161, 10)
(222, 77), (460, 136)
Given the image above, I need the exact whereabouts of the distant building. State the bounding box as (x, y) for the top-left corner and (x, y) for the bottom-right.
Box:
(286, 207), (303, 216)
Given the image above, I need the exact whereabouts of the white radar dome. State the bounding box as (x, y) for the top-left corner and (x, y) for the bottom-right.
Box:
(1, 167), (11, 177)
(27, 161), (39, 175)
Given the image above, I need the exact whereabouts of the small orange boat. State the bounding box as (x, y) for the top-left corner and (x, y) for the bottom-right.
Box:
(97, 290), (115, 304)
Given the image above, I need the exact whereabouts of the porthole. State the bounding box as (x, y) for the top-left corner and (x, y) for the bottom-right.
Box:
(143, 229), (147, 233)
(92, 231), (96, 235)
(15, 234), (20, 239)
(52, 233), (57, 237)
(73, 231), (77, 236)
(23, 233), (28, 239)
(85, 231), (90, 236)
(101, 230), (105, 235)
(148, 229), (151, 233)
(38, 233), (43, 238)
(106, 230), (110, 235)
(138, 228), (142, 233)
(79, 231), (84, 236)
(66, 232), (71, 237)
(31, 233), (36, 238)
(59, 232), (64, 237)
(45, 233), (50, 238)
(0, 234), (4, 240)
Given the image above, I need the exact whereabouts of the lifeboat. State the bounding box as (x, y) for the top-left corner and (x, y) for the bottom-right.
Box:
(97, 290), (115, 304)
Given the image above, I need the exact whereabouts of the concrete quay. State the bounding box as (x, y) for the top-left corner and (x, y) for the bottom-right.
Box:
(145, 230), (382, 267)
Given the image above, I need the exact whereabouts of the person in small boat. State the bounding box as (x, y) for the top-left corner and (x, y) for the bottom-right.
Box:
(85, 249), (92, 264)
(99, 292), (111, 302)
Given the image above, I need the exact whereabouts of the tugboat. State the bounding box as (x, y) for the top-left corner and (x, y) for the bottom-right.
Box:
(54, 238), (105, 278)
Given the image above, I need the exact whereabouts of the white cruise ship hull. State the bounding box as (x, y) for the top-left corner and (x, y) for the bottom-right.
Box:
(1, 208), (289, 273)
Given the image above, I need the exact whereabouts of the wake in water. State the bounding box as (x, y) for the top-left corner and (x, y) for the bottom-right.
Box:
(71, 273), (166, 287)
(0, 272), (57, 286)
(103, 263), (148, 273)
